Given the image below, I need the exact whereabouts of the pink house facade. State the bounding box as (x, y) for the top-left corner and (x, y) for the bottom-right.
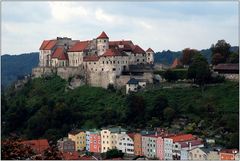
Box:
(156, 136), (164, 160)
(89, 132), (101, 153)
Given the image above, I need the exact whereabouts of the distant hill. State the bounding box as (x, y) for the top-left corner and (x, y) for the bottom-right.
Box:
(1, 52), (39, 88)
(1, 46), (238, 88)
(154, 46), (239, 65)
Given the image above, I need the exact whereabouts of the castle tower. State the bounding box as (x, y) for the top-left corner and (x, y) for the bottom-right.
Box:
(146, 48), (155, 64)
(97, 31), (109, 56)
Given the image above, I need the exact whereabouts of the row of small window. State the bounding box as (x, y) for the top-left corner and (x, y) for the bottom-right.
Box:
(136, 59), (145, 62)
(102, 141), (117, 144)
(127, 149), (134, 152)
(102, 135), (116, 138)
(122, 138), (130, 141)
(146, 144), (155, 147)
(76, 141), (85, 144)
(102, 60), (127, 65)
(119, 143), (133, 146)
(64, 146), (74, 150)
(103, 146), (115, 150)
(77, 137), (84, 139)
(98, 39), (107, 43)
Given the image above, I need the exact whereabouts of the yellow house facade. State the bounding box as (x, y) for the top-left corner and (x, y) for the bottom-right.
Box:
(100, 127), (127, 153)
(68, 130), (86, 151)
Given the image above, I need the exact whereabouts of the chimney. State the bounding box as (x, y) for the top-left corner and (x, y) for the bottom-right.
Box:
(155, 132), (157, 136)
(188, 142), (192, 150)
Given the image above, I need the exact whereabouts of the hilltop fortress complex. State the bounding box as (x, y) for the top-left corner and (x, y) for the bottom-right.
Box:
(32, 32), (155, 89)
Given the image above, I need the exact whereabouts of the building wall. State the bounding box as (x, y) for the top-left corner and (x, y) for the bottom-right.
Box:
(39, 50), (52, 67)
(68, 132), (86, 151)
(100, 129), (118, 153)
(180, 149), (188, 160)
(134, 133), (142, 156)
(89, 133), (101, 153)
(116, 134), (134, 154)
(172, 142), (181, 160)
(207, 151), (219, 160)
(97, 38), (109, 56)
(146, 51), (154, 64)
(188, 148), (207, 160)
(86, 131), (90, 152)
(164, 138), (173, 160)
(156, 137), (164, 160)
(220, 153), (235, 160)
(142, 136), (157, 159)
(68, 51), (84, 67)
(126, 84), (138, 94)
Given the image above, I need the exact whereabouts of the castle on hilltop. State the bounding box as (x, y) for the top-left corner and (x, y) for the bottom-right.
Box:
(33, 31), (155, 89)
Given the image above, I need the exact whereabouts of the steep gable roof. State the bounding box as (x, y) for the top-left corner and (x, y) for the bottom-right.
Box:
(133, 45), (145, 54)
(44, 40), (57, 50)
(68, 41), (90, 52)
(68, 129), (85, 135)
(97, 31), (109, 39)
(39, 40), (50, 50)
(83, 55), (100, 62)
(171, 58), (182, 68)
(146, 48), (154, 52)
(101, 48), (128, 57)
(51, 47), (68, 60)
(109, 40), (135, 51)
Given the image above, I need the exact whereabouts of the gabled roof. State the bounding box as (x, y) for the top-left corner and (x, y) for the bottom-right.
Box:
(213, 63), (239, 71)
(101, 48), (128, 57)
(39, 40), (50, 50)
(97, 31), (109, 39)
(146, 48), (154, 53)
(108, 127), (127, 133)
(127, 133), (135, 140)
(109, 40), (135, 51)
(51, 47), (68, 60)
(127, 78), (139, 85)
(220, 149), (239, 154)
(133, 45), (145, 54)
(68, 41), (90, 52)
(83, 55), (100, 62)
(168, 134), (195, 142)
(68, 129), (85, 135)
(39, 40), (57, 50)
(171, 58), (182, 68)
(21, 139), (49, 154)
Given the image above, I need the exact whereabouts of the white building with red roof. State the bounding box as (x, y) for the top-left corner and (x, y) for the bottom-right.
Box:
(36, 32), (155, 88)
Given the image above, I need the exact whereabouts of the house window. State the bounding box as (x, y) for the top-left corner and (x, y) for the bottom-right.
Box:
(102, 68), (104, 71)
(103, 61), (104, 64)
(104, 40), (107, 42)
(113, 68), (116, 71)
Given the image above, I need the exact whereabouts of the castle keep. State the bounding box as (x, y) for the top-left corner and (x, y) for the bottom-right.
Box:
(32, 32), (155, 89)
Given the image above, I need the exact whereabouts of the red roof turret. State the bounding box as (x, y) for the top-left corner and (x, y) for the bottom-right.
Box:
(146, 48), (154, 53)
(97, 31), (109, 39)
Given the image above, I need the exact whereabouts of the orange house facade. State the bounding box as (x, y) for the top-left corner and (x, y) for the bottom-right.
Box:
(220, 149), (238, 160)
(89, 132), (101, 153)
(134, 133), (143, 156)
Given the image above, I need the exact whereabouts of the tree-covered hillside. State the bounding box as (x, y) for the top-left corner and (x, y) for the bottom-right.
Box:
(1, 76), (239, 148)
(1, 52), (39, 88)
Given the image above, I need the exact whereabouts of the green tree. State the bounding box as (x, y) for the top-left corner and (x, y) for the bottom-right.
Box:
(163, 107), (175, 122)
(212, 53), (225, 65)
(227, 52), (239, 63)
(106, 149), (124, 159)
(211, 40), (231, 64)
(163, 70), (178, 82)
(188, 54), (211, 94)
(181, 48), (200, 65)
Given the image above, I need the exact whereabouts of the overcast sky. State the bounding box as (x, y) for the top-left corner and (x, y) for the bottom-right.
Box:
(2, 1), (238, 55)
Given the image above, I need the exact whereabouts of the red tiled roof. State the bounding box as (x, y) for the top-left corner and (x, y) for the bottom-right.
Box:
(169, 134), (195, 142)
(171, 58), (182, 68)
(21, 139), (49, 154)
(179, 139), (203, 148)
(97, 31), (109, 39)
(62, 152), (80, 160)
(127, 133), (135, 140)
(213, 63), (239, 71)
(109, 40), (135, 51)
(68, 129), (85, 135)
(133, 45), (145, 54)
(83, 55), (100, 62)
(101, 48), (128, 57)
(68, 41), (90, 52)
(39, 40), (50, 50)
(146, 48), (154, 52)
(44, 40), (57, 50)
(220, 149), (239, 154)
(51, 47), (68, 60)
